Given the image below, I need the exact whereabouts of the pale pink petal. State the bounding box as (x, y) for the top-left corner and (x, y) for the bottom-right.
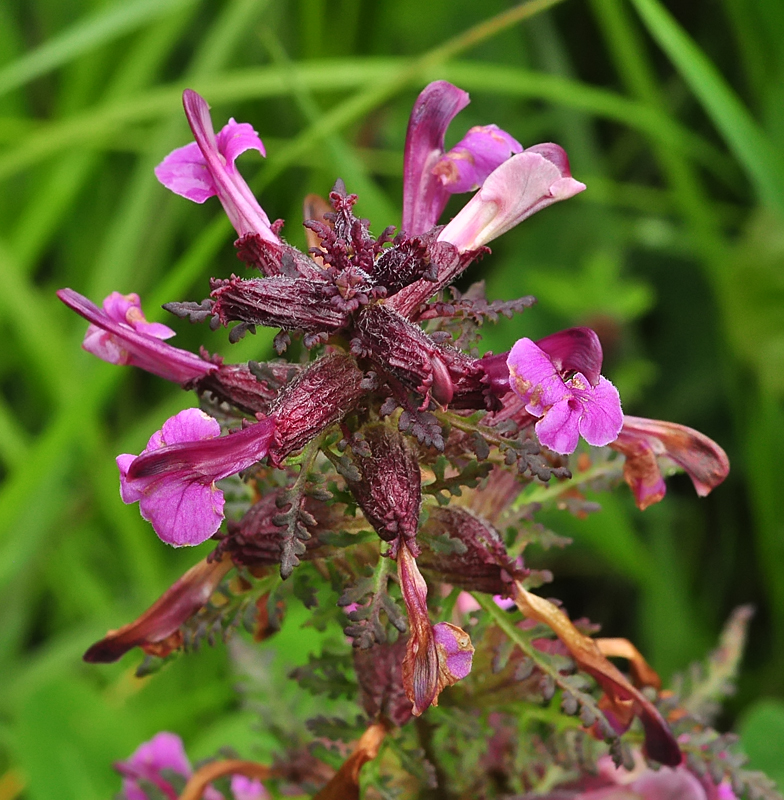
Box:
(438, 147), (586, 252)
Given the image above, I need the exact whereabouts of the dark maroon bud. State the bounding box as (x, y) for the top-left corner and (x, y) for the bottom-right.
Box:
(344, 424), (421, 543)
(210, 275), (350, 334)
(372, 235), (438, 295)
(193, 357), (300, 415)
(353, 304), (481, 409)
(354, 637), (413, 727)
(387, 240), (479, 319)
(418, 506), (523, 595)
(219, 490), (330, 568)
(268, 352), (366, 463)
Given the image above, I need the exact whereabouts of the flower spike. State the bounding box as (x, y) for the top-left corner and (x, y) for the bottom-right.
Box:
(155, 89), (278, 243)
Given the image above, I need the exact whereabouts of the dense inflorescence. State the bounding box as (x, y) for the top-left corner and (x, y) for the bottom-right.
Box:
(58, 83), (748, 800)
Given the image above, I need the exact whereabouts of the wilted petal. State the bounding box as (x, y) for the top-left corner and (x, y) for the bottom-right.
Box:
(58, 288), (216, 384)
(512, 581), (681, 766)
(438, 147), (586, 252)
(402, 81), (470, 235)
(611, 416), (729, 509)
(84, 553), (233, 663)
(118, 408), (275, 546)
(398, 543), (473, 715)
(433, 621), (474, 683)
(433, 124), (522, 194)
(312, 722), (387, 800)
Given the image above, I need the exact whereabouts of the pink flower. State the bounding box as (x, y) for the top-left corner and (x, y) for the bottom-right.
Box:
(118, 408), (275, 546)
(155, 89), (278, 242)
(402, 81), (521, 235)
(58, 288), (215, 384)
(438, 143), (586, 252)
(116, 732), (222, 800)
(611, 415), (730, 509)
(506, 328), (622, 454)
(230, 775), (269, 800)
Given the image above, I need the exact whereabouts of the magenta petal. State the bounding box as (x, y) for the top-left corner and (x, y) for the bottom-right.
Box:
(216, 118), (266, 168)
(120, 410), (275, 546)
(433, 124), (522, 194)
(631, 768), (709, 800)
(577, 376), (623, 447)
(535, 327), (603, 387)
(138, 475), (225, 547)
(534, 398), (582, 455)
(438, 147), (586, 252)
(402, 81), (470, 235)
(433, 622), (473, 680)
(154, 141), (217, 203)
(507, 337), (567, 413)
(231, 775), (269, 800)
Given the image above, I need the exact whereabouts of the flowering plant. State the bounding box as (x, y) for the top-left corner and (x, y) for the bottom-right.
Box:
(59, 82), (774, 799)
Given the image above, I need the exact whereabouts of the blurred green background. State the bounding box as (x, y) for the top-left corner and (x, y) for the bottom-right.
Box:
(1, 0), (783, 796)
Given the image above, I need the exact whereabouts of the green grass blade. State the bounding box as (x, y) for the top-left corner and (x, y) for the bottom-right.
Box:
(630, 0), (784, 215)
(0, 0), (198, 98)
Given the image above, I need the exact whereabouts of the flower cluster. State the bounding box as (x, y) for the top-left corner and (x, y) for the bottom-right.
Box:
(61, 82), (734, 795)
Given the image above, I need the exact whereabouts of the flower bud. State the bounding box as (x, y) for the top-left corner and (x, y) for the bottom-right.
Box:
(268, 352), (366, 463)
(344, 424), (421, 543)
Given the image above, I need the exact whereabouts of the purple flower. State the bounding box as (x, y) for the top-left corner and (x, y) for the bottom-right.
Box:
(610, 415), (730, 510)
(116, 732), (222, 800)
(506, 328), (622, 454)
(402, 81), (521, 235)
(58, 288), (216, 384)
(155, 89), (278, 242)
(438, 144), (586, 252)
(118, 408), (275, 546)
